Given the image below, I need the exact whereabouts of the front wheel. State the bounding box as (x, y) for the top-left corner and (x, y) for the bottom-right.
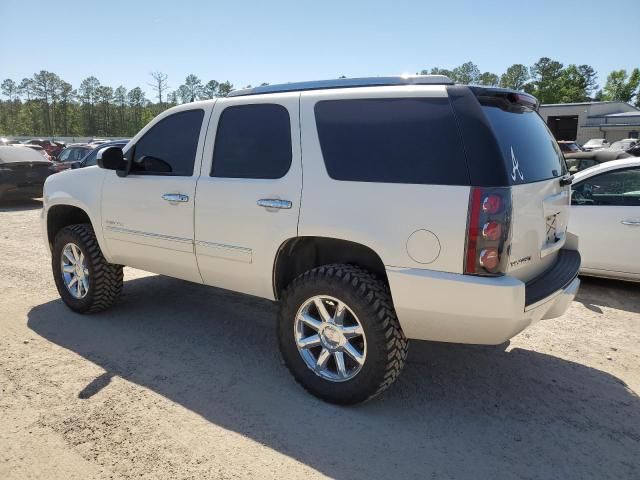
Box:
(278, 264), (408, 404)
(52, 224), (123, 313)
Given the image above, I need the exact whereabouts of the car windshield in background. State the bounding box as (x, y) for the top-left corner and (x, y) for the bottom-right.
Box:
(481, 105), (565, 184)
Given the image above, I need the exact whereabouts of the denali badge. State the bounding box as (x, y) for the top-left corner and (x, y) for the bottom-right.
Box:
(511, 146), (524, 182)
(510, 256), (531, 267)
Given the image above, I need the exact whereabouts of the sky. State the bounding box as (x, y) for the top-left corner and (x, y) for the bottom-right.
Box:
(1, 0), (638, 98)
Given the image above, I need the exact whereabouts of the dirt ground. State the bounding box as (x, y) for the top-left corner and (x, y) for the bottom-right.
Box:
(0, 198), (638, 480)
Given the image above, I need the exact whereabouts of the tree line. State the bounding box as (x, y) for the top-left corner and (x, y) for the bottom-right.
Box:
(420, 58), (640, 106)
(1, 57), (639, 137)
(0, 72), (236, 138)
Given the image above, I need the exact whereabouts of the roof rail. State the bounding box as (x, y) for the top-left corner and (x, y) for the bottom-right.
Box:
(228, 75), (454, 97)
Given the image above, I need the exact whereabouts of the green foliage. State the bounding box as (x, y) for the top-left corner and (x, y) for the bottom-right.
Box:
(601, 69), (640, 102)
(422, 58), (609, 104)
(452, 62), (480, 85)
(478, 72), (499, 86)
(0, 71), (236, 136)
(499, 64), (529, 90)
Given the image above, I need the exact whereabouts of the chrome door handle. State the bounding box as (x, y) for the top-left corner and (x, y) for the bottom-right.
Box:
(162, 193), (189, 203)
(257, 199), (292, 209)
(621, 220), (640, 226)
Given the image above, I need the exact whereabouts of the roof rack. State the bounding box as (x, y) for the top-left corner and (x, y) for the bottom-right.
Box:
(228, 75), (454, 97)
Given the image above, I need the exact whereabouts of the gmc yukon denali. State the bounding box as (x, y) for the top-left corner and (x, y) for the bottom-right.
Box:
(42, 76), (581, 404)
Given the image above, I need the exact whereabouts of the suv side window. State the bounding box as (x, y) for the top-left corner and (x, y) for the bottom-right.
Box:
(314, 98), (468, 185)
(572, 167), (640, 206)
(130, 109), (204, 176)
(211, 104), (292, 179)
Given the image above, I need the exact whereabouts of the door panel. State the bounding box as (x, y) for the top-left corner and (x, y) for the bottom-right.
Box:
(102, 174), (202, 282)
(195, 93), (302, 299)
(570, 166), (640, 275)
(571, 205), (639, 274)
(101, 105), (212, 283)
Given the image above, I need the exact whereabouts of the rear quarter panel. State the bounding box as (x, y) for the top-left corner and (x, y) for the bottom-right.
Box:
(299, 86), (469, 273)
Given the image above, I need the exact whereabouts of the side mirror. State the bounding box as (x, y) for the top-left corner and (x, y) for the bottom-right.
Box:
(97, 146), (127, 173)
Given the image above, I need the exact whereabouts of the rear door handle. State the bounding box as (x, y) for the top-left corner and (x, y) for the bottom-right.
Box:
(257, 199), (292, 210)
(162, 193), (189, 203)
(621, 220), (640, 226)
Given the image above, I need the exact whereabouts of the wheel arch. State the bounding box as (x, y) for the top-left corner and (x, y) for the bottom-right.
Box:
(273, 236), (388, 300)
(46, 204), (95, 252)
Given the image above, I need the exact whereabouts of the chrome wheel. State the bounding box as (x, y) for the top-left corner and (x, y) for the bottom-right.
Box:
(294, 295), (367, 382)
(60, 242), (89, 299)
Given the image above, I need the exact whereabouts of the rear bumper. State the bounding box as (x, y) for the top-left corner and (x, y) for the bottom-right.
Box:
(386, 249), (580, 345)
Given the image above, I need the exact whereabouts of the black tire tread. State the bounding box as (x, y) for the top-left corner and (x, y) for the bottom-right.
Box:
(54, 224), (123, 313)
(280, 264), (408, 403)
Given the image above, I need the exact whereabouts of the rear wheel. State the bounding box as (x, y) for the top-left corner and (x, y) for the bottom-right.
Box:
(52, 224), (123, 313)
(278, 264), (408, 404)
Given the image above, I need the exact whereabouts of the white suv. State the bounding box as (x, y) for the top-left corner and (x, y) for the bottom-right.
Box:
(42, 76), (581, 404)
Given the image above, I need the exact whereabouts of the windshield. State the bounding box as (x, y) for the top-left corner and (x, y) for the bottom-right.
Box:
(482, 105), (566, 184)
(584, 139), (604, 147)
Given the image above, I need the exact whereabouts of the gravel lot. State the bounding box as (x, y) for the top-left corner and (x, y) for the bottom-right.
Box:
(1, 199), (639, 480)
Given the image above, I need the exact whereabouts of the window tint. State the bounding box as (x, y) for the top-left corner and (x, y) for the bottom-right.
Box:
(314, 98), (468, 185)
(131, 109), (204, 176)
(482, 105), (565, 184)
(211, 104), (292, 179)
(572, 167), (640, 206)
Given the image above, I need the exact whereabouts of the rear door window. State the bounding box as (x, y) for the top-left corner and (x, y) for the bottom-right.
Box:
(482, 104), (566, 184)
(314, 98), (469, 185)
(211, 104), (292, 179)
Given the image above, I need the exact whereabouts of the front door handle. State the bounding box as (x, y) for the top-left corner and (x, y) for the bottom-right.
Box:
(162, 193), (189, 203)
(257, 198), (292, 210)
(621, 220), (640, 226)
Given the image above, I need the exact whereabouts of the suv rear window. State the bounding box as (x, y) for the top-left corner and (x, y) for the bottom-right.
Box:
(314, 98), (469, 185)
(481, 104), (565, 184)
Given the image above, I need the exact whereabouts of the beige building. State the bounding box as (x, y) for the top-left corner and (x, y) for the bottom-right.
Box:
(538, 101), (640, 144)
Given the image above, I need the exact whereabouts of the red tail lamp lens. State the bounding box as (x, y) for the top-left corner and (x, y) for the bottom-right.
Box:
(482, 194), (502, 214)
(482, 221), (502, 241)
(479, 248), (499, 270)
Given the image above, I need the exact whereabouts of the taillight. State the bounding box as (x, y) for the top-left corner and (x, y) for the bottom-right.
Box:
(464, 187), (512, 276)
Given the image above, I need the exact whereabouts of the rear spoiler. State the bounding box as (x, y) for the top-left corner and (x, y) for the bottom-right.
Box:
(468, 86), (539, 112)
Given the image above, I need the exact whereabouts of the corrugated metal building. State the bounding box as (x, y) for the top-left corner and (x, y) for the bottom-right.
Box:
(538, 101), (640, 144)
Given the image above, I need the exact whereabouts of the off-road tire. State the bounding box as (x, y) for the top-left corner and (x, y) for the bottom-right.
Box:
(278, 264), (408, 404)
(52, 224), (123, 313)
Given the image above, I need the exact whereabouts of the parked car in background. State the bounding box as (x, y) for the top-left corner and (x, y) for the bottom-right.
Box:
(87, 138), (109, 145)
(18, 144), (53, 161)
(557, 140), (583, 153)
(42, 76), (580, 404)
(564, 146), (634, 173)
(570, 158), (640, 282)
(582, 138), (609, 151)
(609, 139), (638, 151)
(23, 139), (65, 158)
(0, 145), (54, 201)
(70, 140), (129, 169)
(51, 144), (94, 172)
